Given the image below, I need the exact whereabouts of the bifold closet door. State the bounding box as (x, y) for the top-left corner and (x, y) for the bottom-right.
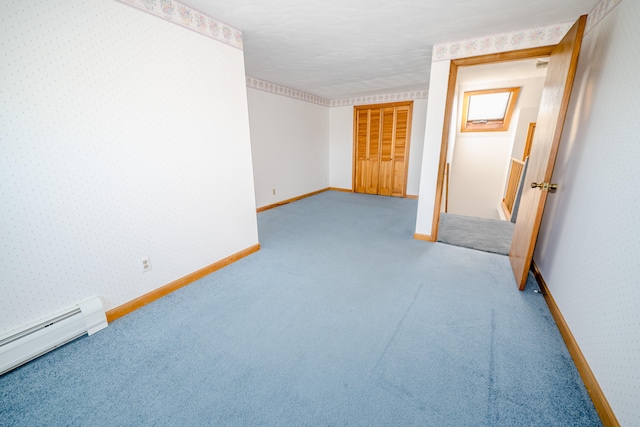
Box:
(355, 108), (381, 195)
(353, 102), (412, 197)
(378, 107), (395, 196)
(391, 106), (410, 197)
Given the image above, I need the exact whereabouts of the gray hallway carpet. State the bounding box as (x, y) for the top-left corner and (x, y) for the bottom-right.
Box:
(0, 191), (600, 426)
(438, 213), (515, 255)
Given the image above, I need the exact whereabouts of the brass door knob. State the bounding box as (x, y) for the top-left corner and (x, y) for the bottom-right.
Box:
(531, 182), (558, 191)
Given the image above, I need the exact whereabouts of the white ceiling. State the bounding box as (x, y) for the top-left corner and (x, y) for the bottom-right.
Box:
(182, 0), (598, 100)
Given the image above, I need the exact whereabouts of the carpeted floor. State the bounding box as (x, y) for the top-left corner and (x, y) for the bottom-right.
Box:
(437, 213), (515, 255)
(0, 191), (600, 426)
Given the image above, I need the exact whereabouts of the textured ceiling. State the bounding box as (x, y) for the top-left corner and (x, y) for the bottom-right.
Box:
(181, 0), (598, 99)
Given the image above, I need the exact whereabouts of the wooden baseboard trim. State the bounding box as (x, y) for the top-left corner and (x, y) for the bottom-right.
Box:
(257, 188), (329, 212)
(405, 194), (419, 200)
(413, 233), (434, 242)
(531, 261), (619, 427)
(329, 187), (352, 193)
(106, 243), (261, 323)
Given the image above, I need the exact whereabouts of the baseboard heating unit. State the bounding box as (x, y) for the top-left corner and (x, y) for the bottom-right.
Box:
(0, 296), (108, 375)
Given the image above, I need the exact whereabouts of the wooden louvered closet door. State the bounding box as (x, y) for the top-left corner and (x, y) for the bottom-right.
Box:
(353, 102), (412, 197)
(355, 108), (381, 194)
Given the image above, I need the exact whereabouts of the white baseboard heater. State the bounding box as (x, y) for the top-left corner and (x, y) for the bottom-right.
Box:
(0, 296), (108, 375)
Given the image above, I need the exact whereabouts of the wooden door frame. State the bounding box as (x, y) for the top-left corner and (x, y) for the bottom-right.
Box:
(352, 101), (414, 197)
(429, 46), (556, 241)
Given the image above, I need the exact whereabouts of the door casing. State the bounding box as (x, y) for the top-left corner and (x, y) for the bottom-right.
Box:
(429, 46), (557, 241)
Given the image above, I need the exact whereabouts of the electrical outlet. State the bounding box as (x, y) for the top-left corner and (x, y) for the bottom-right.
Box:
(141, 256), (151, 273)
(272, 188), (276, 195)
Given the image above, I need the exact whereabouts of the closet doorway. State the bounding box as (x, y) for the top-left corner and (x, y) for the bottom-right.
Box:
(352, 101), (413, 197)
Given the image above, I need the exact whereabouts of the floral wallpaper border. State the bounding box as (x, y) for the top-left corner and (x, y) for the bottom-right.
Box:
(328, 91), (429, 108)
(432, 22), (574, 62)
(247, 77), (428, 107)
(246, 77), (331, 107)
(114, 0), (243, 50)
(433, 0), (622, 62)
(585, 0), (622, 34)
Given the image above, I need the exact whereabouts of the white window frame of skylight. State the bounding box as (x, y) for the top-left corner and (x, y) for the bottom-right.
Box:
(460, 87), (521, 133)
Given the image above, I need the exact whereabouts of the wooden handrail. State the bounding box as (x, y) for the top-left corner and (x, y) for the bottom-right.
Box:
(502, 158), (525, 219)
(444, 162), (450, 213)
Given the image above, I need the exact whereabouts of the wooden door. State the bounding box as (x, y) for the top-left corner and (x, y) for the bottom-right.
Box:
(509, 15), (587, 290)
(378, 107), (395, 196)
(354, 109), (380, 194)
(353, 102), (412, 197)
(366, 109), (381, 194)
(391, 106), (411, 197)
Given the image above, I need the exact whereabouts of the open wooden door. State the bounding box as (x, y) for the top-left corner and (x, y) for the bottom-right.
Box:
(509, 15), (587, 290)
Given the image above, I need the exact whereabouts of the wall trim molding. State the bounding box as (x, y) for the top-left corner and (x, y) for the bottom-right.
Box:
(586, 0), (622, 34)
(256, 188), (330, 212)
(432, 22), (573, 62)
(531, 261), (620, 427)
(329, 91), (428, 107)
(246, 77), (331, 107)
(246, 76), (428, 107)
(114, 0), (243, 50)
(329, 187), (353, 193)
(413, 233), (434, 242)
(106, 244), (260, 322)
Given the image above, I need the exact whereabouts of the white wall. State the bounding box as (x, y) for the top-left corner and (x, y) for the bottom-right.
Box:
(328, 106), (354, 190)
(407, 99), (428, 196)
(328, 99), (427, 196)
(449, 134), (514, 219)
(510, 106), (540, 161)
(535, 1), (640, 424)
(0, 0), (258, 331)
(448, 77), (545, 219)
(247, 88), (330, 208)
(416, 60), (452, 236)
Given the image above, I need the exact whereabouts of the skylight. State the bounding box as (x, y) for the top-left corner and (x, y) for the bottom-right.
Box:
(461, 87), (520, 132)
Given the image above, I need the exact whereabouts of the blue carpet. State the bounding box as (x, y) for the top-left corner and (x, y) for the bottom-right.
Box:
(0, 191), (601, 426)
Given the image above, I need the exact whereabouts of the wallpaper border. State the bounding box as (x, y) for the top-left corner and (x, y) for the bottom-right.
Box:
(433, 0), (623, 62)
(247, 77), (427, 107)
(114, 0), (243, 50)
(329, 91), (429, 107)
(246, 77), (331, 107)
(585, 0), (622, 34)
(432, 22), (574, 62)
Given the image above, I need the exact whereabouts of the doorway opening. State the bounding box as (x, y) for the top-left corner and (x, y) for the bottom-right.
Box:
(433, 48), (555, 254)
(433, 15), (587, 290)
(438, 56), (549, 254)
